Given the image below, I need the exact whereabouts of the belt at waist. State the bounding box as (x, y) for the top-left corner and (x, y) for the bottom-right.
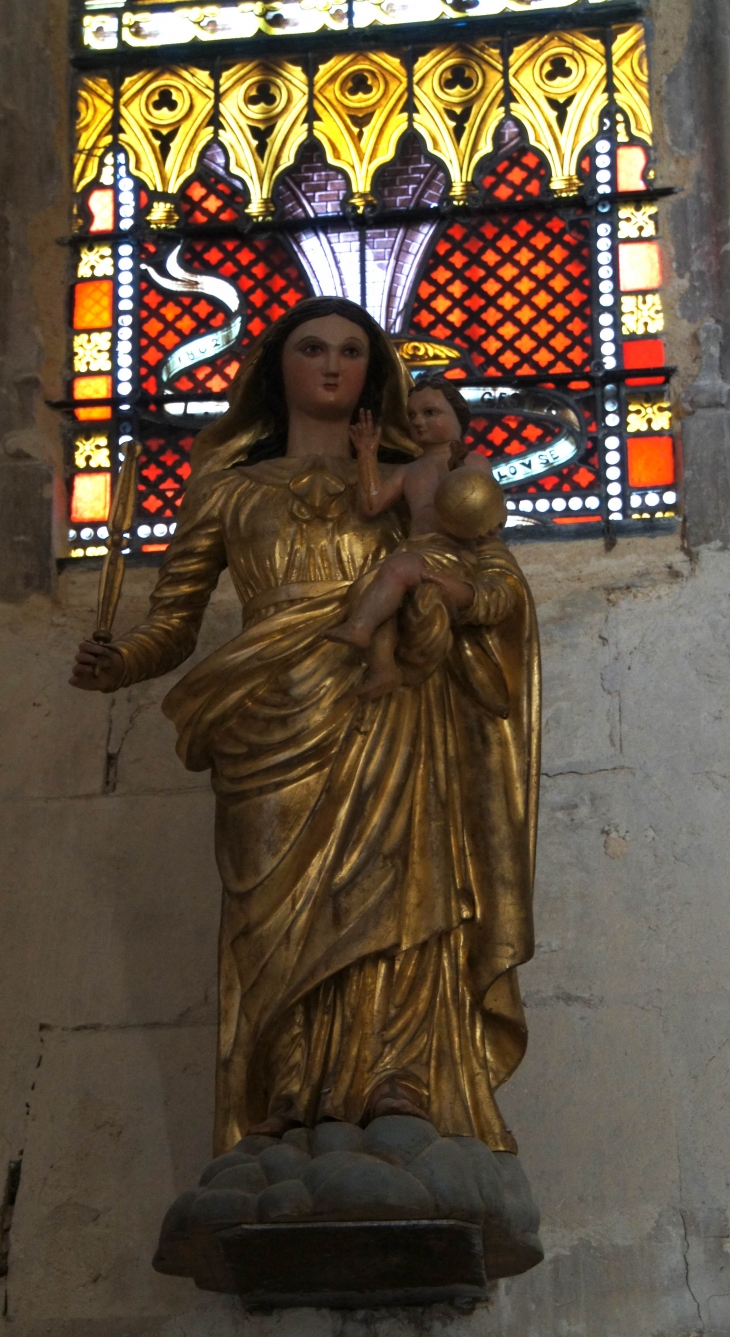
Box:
(242, 579), (349, 623)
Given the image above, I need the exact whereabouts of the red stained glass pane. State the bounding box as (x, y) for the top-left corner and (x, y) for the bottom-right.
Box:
(179, 159), (248, 227)
(623, 339), (665, 368)
(464, 395), (600, 500)
(410, 213), (592, 378)
(466, 412), (558, 460)
(618, 241), (662, 292)
(137, 429), (195, 520)
(481, 147), (549, 203)
(627, 435), (675, 488)
(73, 280), (114, 330)
(139, 238), (309, 397)
(70, 471), (111, 523)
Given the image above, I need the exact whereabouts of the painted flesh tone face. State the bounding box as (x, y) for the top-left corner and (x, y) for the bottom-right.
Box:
(281, 315), (370, 456)
(406, 387), (463, 451)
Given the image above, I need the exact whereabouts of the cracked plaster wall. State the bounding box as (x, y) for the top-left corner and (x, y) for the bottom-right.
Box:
(1, 0), (730, 1334)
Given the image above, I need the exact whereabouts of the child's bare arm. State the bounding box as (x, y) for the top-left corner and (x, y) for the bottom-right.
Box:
(351, 410), (407, 517)
(422, 569), (475, 612)
(460, 449), (495, 477)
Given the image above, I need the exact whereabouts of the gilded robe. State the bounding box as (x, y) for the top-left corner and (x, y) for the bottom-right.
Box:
(113, 450), (540, 1156)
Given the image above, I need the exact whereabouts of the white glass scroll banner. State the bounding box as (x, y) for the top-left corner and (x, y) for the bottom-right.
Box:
(460, 385), (586, 488)
(141, 245), (243, 390)
(83, 0), (615, 50)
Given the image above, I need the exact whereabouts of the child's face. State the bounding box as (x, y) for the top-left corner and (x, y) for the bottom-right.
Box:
(407, 388), (463, 449)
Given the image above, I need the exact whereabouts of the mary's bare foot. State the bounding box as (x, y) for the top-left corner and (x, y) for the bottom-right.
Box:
(246, 1111), (301, 1138)
(358, 666), (403, 700)
(324, 622), (373, 650)
(365, 1077), (430, 1124)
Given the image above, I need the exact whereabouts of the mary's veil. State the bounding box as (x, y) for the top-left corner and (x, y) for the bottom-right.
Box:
(189, 297), (418, 475)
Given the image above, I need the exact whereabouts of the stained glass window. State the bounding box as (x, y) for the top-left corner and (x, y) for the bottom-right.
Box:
(65, 0), (676, 558)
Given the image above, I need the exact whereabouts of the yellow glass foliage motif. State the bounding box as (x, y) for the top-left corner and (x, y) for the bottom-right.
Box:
(74, 435), (112, 470)
(621, 293), (664, 336)
(74, 331), (113, 374)
(312, 52), (408, 211)
(391, 339), (463, 368)
(617, 204), (658, 240)
(612, 25), (652, 145)
(626, 400), (672, 434)
(412, 43), (503, 204)
(74, 75), (114, 193)
(218, 61), (309, 220)
(146, 201), (182, 227)
(77, 245), (115, 279)
(508, 31), (607, 196)
(119, 67), (215, 195)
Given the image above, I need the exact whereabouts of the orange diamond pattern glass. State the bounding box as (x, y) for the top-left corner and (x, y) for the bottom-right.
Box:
(627, 435), (675, 488)
(481, 146), (550, 203)
(137, 429), (194, 520)
(70, 471), (111, 523)
(409, 214), (592, 378)
(139, 238), (309, 398)
(73, 280), (114, 331)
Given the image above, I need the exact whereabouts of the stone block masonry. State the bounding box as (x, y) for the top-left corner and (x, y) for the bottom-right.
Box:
(2, 534), (730, 1336)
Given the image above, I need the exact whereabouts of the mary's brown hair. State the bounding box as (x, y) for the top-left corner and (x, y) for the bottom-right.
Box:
(190, 297), (415, 474)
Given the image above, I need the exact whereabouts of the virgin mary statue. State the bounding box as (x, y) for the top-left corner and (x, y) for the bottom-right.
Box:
(71, 297), (540, 1161)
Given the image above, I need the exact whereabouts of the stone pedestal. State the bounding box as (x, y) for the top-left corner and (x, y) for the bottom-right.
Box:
(152, 1116), (543, 1309)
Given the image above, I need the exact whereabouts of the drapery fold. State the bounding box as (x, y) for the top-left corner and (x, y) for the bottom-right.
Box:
(113, 455), (539, 1154)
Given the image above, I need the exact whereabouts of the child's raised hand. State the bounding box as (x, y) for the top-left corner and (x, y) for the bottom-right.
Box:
(350, 409), (382, 455)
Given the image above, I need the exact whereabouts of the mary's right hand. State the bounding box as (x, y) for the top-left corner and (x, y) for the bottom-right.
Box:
(69, 641), (125, 693)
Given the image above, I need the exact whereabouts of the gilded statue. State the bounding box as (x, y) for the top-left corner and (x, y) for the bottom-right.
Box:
(70, 297), (540, 1170)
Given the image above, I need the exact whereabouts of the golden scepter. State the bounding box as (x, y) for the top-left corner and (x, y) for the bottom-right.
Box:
(93, 440), (142, 646)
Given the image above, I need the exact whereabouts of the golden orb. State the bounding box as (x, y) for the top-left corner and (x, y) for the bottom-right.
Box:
(434, 467), (507, 540)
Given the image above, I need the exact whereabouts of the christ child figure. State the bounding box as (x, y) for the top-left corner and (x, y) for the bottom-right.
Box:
(326, 375), (507, 698)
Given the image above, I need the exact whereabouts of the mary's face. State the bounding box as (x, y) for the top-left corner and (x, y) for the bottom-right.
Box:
(281, 315), (370, 421)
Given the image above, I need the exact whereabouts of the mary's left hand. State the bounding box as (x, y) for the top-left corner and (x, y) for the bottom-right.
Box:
(422, 570), (474, 613)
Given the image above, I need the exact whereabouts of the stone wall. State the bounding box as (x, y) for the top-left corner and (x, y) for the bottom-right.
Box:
(4, 538), (730, 1337)
(2, 2), (730, 1335)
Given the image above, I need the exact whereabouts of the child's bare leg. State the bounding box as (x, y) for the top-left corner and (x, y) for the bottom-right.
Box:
(359, 616), (402, 700)
(325, 553), (425, 649)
